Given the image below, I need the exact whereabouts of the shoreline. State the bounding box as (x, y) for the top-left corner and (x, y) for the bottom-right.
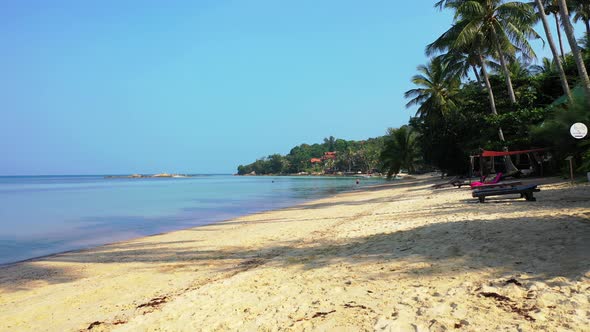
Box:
(0, 179), (394, 268)
(1, 176), (588, 331)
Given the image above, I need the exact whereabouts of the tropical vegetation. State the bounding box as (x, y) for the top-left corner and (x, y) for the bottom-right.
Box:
(238, 0), (590, 179)
(395, 0), (590, 178)
(236, 136), (385, 175)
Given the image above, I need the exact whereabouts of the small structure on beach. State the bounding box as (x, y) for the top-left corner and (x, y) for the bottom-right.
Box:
(470, 148), (548, 179)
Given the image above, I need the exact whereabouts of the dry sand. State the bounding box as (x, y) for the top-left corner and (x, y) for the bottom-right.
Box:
(0, 176), (589, 332)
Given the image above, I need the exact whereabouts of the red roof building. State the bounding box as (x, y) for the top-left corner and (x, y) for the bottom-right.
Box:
(311, 152), (337, 164)
(322, 152), (336, 160)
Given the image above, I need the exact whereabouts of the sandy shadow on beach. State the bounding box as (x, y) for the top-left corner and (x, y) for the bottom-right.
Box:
(280, 178), (454, 211)
(2, 211), (588, 293)
(277, 215), (590, 280)
(282, 194), (418, 211)
(280, 183), (590, 213)
(0, 263), (83, 293)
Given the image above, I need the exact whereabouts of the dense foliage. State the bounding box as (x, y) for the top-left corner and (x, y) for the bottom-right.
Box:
(236, 136), (385, 175)
(390, 0), (590, 177)
(381, 126), (420, 178)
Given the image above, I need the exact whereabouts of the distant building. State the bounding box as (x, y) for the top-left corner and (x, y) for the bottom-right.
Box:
(322, 152), (336, 160)
(310, 152), (337, 165)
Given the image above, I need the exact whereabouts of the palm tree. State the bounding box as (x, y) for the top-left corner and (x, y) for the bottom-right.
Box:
(439, 49), (484, 84)
(532, 0), (572, 100)
(426, 17), (488, 87)
(381, 126), (419, 179)
(427, 18), (500, 125)
(530, 56), (555, 74)
(323, 136), (336, 152)
(572, 0), (590, 39)
(557, 0), (590, 97)
(476, 47), (501, 119)
(343, 146), (355, 172)
(432, 0), (524, 172)
(444, 0), (540, 104)
(426, 17), (504, 118)
(404, 57), (461, 119)
(543, 0), (567, 59)
(489, 56), (532, 80)
(426, 21), (503, 114)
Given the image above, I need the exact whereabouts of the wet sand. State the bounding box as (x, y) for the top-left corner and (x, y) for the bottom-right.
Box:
(0, 176), (588, 331)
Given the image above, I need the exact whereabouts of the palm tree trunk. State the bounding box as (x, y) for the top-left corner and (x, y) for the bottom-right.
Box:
(490, 29), (517, 104)
(478, 54), (518, 173)
(471, 65), (482, 85)
(558, 0), (590, 98)
(478, 54), (498, 117)
(554, 13), (566, 60)
(535, 0), (572, 101)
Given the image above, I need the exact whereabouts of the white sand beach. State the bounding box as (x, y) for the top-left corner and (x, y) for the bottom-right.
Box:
(0, 176), (588, 331)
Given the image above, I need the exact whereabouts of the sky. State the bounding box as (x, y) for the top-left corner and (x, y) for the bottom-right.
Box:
(0, 1), (582, 175)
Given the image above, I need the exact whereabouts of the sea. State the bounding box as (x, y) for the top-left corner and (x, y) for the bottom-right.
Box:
(0, 175), (385, 265)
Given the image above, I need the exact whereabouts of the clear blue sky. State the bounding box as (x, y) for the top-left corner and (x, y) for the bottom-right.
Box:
(0, 1), (579, 175)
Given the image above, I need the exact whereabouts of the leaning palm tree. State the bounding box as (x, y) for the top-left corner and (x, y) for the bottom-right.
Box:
(443, 0), (540, 104)
(557, 0), (590, 97)
(380, 126), (419, 179)
(427, 19), (500, 124)
(426, 18), (485, 84)
(532, 0), (572, 100)
(427, 20), (502, 116)
(432, 0), (523, 173)
(543, 0), (567, 59)
(404, 57), (461, 119)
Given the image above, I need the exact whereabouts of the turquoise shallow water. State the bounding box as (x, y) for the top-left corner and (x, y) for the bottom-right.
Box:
(0, 175), (384, 264)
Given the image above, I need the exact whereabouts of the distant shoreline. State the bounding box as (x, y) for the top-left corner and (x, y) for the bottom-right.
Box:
(103, 173), (389, 179)
(236, 172), (386, 177)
